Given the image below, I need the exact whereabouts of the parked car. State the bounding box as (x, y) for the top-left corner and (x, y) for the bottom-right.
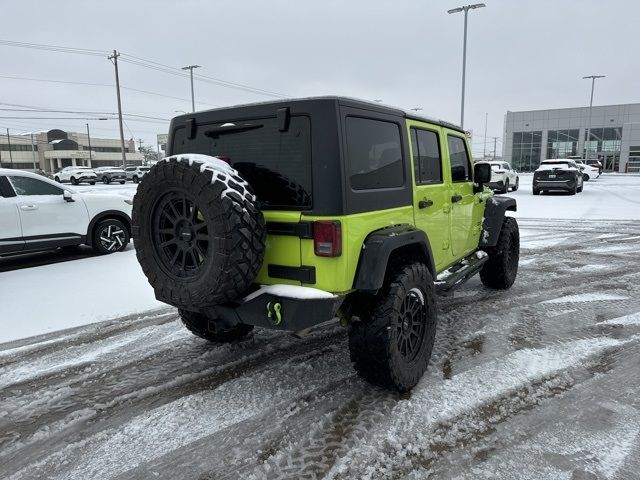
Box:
(0, 168), (132, 256)
(533, 159), (584, 195)
(585, 159), (603, 174)
(132, 96), (520, 392)
(94, 166), (127, 184)
(575, 160), (601, 181)
(53, 166), (97, 185)
(485, 161), (519, 193)
(124, 166), (150, 183)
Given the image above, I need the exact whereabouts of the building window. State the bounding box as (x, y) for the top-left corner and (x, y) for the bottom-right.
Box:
(0, 144), (38, 152)
(585, 127), (622, 156)
(512, 131), (542, 172)
(546, 129), (579, 159)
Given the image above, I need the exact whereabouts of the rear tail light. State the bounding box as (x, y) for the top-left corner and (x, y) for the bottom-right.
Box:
(313, 221), (341, 257)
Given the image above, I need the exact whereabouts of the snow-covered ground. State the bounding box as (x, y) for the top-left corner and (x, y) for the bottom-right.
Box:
(1, 174), (640, 479)
(509, 173), (640, 220)
(0, 246), (164, 344)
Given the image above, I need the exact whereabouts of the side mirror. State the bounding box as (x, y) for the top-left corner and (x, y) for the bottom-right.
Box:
(63, 190), (75, 202)
(474, 162), (491, 185)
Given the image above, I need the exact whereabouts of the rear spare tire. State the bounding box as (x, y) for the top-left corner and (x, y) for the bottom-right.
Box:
(132, 155), (266, 309)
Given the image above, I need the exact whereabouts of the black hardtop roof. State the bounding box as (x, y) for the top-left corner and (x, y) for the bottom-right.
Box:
(175, 96), (465, 134)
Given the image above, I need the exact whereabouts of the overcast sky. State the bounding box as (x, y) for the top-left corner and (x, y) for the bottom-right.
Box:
(1, 0), (638, 157)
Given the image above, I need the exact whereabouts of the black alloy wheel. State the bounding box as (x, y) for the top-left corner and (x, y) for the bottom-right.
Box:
(396, 288), (427, 362)
(151, 190), (210, 279)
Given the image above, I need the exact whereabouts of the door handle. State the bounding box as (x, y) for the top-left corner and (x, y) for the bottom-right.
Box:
(20, 204), (38, 211)
(451, 194), (463, 203)
(418, 199), (434, 209)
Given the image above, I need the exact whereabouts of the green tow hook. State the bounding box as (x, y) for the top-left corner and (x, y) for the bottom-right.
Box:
(267, 300), (283, 325)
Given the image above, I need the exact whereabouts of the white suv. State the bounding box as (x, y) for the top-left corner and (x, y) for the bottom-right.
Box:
(0, 169), (132, 256)
(486, 161), (519, 193)
(54, 166), (97, 185)
(124, 166), (150, 183)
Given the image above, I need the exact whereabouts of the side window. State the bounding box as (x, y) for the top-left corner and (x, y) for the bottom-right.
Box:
(447, 135), (472, 182)
(8, 176), (63, 196)
(503, 163), (510, 171)
(346, 117), (404, 190)
(410, 128), (442, 184)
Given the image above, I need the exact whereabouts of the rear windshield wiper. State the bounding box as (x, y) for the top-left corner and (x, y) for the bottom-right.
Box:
(205, 123), (263, 138)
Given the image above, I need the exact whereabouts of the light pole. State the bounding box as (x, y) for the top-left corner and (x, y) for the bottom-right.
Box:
(582, 75), (605, 161)
(85, 119), (107, 168)
(182, 65), (201, 113)
(448, 3), (486, 128)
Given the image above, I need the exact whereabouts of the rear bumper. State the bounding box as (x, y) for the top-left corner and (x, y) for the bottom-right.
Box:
(533, 177), (576, 191)
(201, 285), (345, 332)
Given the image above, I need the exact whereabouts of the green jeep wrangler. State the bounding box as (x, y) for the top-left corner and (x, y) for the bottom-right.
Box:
(132, 97), (519, 392)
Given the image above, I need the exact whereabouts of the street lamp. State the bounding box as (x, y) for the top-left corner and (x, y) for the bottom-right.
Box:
(85, 118), (108, 168)
(448, 3), (486, 128)
(181, 65), (201, 113)
(582, 75), (605, 161)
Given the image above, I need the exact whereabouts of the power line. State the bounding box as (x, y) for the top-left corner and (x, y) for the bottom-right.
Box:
(0, 39), (108, 56)
(0, 74), (218, 106)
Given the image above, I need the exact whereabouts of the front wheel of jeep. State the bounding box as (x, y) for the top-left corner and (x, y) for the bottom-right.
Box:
(348, 262), (437, 392)
(179, 309), (253, 343)
(480, 216), (519, 289)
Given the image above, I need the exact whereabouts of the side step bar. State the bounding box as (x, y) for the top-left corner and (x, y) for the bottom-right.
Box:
(435, 251), (489, 294)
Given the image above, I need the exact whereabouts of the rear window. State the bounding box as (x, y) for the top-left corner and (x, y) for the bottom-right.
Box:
(346, 117), (404, 190)
(194, 116), (312, 209)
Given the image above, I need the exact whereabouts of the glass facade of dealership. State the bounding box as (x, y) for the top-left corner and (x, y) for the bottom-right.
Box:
(503, 104), (640, 173)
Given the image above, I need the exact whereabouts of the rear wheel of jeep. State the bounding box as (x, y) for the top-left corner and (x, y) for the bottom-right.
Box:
(348, 262), (437, 392)
(179, 309), (253, 343)
(132, 156), (266, 309)
(480, 217), (519, 289)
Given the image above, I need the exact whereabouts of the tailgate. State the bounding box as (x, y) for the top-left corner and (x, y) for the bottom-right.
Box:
(255, 210), (304, 286)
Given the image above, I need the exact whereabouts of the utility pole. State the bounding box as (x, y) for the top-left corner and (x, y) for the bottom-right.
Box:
(182, 65), (201, 113)
(582, 75), (605, 161)
(492, 136), (498, 161)
(448, 3), (486, 128)
(6, 128), (13, 169)
(86, 123), (93, 167)
(483, 112), (488, 160)
(30, 133), (37, 170)
(108, 50), (127, 169)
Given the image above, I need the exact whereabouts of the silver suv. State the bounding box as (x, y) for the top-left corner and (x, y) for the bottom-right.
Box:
(124, 166), (150, 183)
(94, 166), (127, 184)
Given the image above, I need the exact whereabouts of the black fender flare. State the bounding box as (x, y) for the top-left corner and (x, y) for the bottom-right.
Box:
(480, 196), (517, 247)
(353, 224), (435, 293)
(86, 210), (132, 245)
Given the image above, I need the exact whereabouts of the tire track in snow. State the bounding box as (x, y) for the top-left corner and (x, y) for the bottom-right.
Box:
(325, 335), (640, 479)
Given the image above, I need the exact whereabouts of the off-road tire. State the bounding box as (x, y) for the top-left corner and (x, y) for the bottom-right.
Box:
(349, 262), (437, 392)
(179, 309), (253, 343)
(480, 216), (519, 289)
(132, 156), (266, 309)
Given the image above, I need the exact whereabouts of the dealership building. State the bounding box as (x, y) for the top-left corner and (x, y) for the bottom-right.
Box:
(0, 129), (143, 173)
(502, 103), (640, 173)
